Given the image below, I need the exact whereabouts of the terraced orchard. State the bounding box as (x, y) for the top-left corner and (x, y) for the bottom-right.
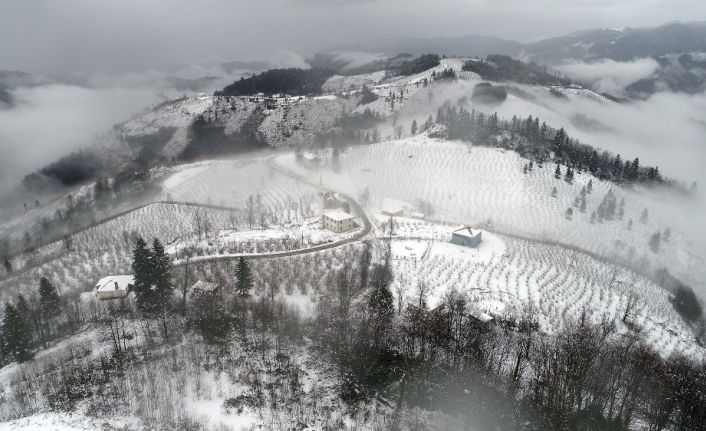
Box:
(276, 136), (704, 289)
(161, 158), (319, 220)
(384, 218), (703, 359)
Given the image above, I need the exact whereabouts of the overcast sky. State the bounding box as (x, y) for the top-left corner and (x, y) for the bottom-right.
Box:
(2, 0), (706, 78)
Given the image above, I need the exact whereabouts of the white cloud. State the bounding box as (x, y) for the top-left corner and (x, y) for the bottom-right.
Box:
(555, 58), (660, 95)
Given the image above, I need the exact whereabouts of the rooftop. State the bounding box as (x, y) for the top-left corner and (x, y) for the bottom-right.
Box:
(323, 209), (355, 222)
(95, 275), (134, 292)
(453, 226), (481, 238)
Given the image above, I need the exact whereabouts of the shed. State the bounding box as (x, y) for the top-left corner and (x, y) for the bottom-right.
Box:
(95, 275), (134, 300)
(190, 280), (219, 298)
(450, 226), (483, 248)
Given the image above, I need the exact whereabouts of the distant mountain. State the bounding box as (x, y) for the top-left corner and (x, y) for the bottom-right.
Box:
(333, 33), (523, 59)
(524, 22), (706, 62)
(326, 21), (706, 66)
(626, 53), (706, 97)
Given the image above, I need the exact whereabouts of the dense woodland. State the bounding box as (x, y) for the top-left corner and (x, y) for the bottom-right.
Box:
(216, 68), (335, 97)
(434, 104), (667, 186)
(395, 54), (441, 76)
(462, 55), (572, 86)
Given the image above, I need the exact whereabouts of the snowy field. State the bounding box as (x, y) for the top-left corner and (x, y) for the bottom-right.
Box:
(380, 217), (703, 359)
(274, 137), (705, 291)
(161, 158), (320, 218)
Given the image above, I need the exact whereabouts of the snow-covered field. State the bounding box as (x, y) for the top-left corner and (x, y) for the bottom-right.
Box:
(380, 216), (702, 358)
(161, 158), (320, 217)
(274, 137), (705, 291)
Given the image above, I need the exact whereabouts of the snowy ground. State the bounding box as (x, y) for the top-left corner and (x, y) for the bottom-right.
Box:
(274, 137), (705, 291)
(381, 217), (703, 359)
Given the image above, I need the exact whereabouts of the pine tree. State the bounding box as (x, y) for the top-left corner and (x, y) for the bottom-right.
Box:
(555, 163), (561, 179)
(649, 232), (661, 254)
(587, 179), (593, 194)
(553, 128), (566, 158)
(2, 256), (11, 274)
(410, 120), (417, 136)
(151, 238), (172, 306)
(235, 257), (253, 296)
(132, 237), (153, 309)
(3, 298), (32, 362)
(38, 277), (61, 320)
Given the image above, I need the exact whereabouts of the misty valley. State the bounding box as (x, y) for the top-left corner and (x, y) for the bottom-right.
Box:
(0, 8), (705, 431)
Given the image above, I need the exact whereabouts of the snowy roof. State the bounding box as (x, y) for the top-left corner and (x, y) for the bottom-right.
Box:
(323, 209), (355, 222)
(191, 280), (218, 292)
(95, 275), (134, 292)
(453, 226), (481, 238)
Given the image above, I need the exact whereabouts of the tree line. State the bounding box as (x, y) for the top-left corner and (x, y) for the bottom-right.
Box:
(312, 243), (706, 430)
(436, 105), (670, 187)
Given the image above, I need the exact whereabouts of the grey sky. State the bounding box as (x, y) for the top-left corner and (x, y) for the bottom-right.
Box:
(2, 0), (706, 78)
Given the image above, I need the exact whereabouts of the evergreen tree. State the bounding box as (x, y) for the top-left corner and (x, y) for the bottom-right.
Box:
(587, 179), (593, 194)
(649, 232), (662, 254)
(38, 277), (61, 320)
(3, 300), (32, 362)
(410, 120), (417, 135)
(235, 257), (253, 296)
(2, 256), (11, 274)
(555, 163), (562, 179)
(132, 236), (153, 309)
(552, 128), (566, 158)
(151, 238), (172, 306)
(564, 166), (574, 184)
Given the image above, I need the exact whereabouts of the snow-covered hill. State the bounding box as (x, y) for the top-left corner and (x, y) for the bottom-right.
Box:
(274, 136), (705, 291)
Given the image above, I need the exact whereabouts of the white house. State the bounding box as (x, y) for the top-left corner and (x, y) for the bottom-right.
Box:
(322, 209), (356, 233)
(95, 275), (134, 300)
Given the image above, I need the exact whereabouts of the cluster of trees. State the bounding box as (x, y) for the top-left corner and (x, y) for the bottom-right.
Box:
(181, 110), (268, 160)
(216, 68), (335, 97)
(436, 105), (666, 186)
(23, 150), (104, 189)
(462, 55), (572, 86)
(312, 244), (706, 430)
(0, 277), (63, 363)
(395, 54), (441, 76)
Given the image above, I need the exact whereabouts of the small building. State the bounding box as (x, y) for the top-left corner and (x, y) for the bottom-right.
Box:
(450, 226), (483, 248)
(190, 280), (219, 298)
(95, 275), (134, 300)
(381, 198), (406, 217)
(322, 209), (356, 233)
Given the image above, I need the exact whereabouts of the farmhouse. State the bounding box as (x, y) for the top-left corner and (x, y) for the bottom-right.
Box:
(322, 209), (356, 233)
(450, 226), (483, 248)
(95, 275), (134, 300)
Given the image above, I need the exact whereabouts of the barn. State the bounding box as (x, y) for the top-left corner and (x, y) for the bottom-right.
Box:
(95, 275), (134, 300)
(322, 209), (356, 233)
(450, 226), (483, 247)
